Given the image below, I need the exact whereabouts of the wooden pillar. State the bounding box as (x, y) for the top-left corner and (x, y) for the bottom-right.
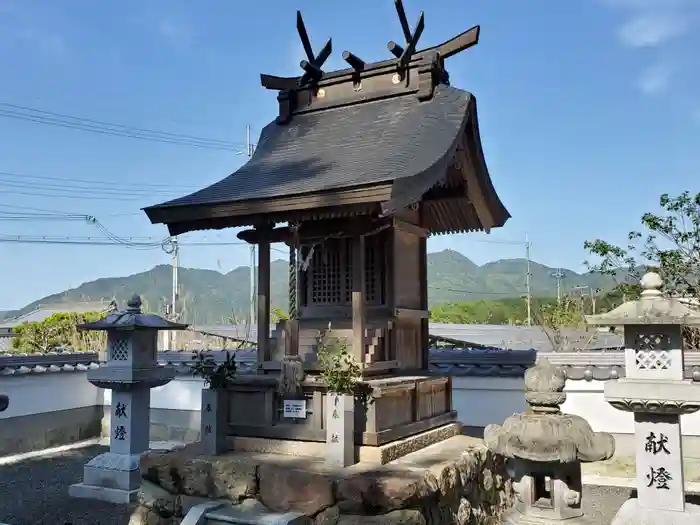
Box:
(419, 235), (429, 370)
(256, 228), (271, 365)
(352, 235), (366, 364)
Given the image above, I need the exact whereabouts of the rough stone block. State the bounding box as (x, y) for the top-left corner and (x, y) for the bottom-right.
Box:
(337, 510), (425, 525)
(313, 506), (340, 525)
(138, 479), (179, 516)
(336, 469), (435, 514)
(258, 464), (334, 516)
(140, 448), (258, 500)
(139, 436), (514, 525)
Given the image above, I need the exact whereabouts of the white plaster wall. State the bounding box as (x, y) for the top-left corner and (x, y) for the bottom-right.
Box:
(0, 372), (101, 419)
(5, 372), (700, 440)
(102, 376), (205, 411)
(451, 377), (527, 428)
(452, 376), (700, 437)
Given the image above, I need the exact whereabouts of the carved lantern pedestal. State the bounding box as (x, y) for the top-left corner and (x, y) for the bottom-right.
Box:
(69, 294), (187, 504)
(587, 272), (700, 525)
(485, 358), (615, 524)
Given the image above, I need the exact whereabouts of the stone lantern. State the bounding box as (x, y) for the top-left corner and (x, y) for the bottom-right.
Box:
(69, 294), (187, 504)
(484, 358), (615, 524)
(586, 271), (700, 524)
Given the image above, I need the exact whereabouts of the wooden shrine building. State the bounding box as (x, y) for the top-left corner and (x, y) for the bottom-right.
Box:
(145, 1), (511, 459)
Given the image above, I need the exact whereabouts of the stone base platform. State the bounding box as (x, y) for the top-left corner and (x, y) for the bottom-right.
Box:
(501, 509), (597, 524)
(69, 451), (142, 504)
(132, 435), (514, 525)
(69, 482), (138, 504)
(611, 499), (700, 525)
(227, 422), (462, 465)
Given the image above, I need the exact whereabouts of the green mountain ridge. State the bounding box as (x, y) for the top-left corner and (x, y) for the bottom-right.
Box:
(1, 250), (620, 324)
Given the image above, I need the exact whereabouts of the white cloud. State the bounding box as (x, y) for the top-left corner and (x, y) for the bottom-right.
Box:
(604, 0), (697, 48)
(637, 61), (675, 94)
(617, 13), (687, 47)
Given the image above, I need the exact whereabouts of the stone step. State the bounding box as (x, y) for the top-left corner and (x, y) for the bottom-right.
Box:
(181, 499), (311, 525)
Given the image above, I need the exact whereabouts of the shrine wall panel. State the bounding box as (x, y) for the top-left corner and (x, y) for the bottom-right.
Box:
(392, 229), (421, 310)
(392, 317), (422, 369)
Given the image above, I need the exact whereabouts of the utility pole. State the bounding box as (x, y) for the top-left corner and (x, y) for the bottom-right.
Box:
(171, 237), (179, 350)
(246, 124), (256, 330)
(572, 285), (588, 312)
(591, 288), (600, 315)
(525, 234), (532, 326)
(552, 268), (565, 304)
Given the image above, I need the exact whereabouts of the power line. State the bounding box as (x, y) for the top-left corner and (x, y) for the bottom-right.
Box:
(0, 179), (183, 198)
(0, 204), (143, 219)
(0, 170), (201, 190)
(0, 103), (253, 152)
(0, 188), (152, 201)
(0, 234), (239, 247)
(0, 103), (241, 147)
(0, 234), (289, 254)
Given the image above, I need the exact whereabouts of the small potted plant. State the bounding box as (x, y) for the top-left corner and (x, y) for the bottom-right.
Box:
(192, 350), (237, 455)
(316, 328), (365, 467)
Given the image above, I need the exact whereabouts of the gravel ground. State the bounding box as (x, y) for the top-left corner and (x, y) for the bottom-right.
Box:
(581, 485), (634, 522)
(2, 445), (696, 524)
(0, 446), (134, 525)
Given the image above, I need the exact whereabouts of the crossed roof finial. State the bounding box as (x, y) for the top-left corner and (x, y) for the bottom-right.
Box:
(261, 2), (482, 92)
(296, 11), (332, 86)
(387, 0), (425, 69)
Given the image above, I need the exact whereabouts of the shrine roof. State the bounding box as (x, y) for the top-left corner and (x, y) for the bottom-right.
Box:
(143, 2), (511, 236)
(158, 85), (469, 206)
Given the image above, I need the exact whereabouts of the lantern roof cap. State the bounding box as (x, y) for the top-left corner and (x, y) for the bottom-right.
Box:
(77, 294), (188, 331)
(586, 271), (700, 327)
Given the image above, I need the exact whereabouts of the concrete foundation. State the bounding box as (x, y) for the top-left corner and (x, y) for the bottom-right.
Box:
(227, 421), (462, 465)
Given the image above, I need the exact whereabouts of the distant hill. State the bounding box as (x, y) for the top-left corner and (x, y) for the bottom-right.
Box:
(1, 250), (621, 324)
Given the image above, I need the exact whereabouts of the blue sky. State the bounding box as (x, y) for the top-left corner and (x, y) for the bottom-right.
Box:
(0, 0), (698, 309)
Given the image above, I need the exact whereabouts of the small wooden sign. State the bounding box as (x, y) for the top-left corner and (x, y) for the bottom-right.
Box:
(283, 398), (307, 419)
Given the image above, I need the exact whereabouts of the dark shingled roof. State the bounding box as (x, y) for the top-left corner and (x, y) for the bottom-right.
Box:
(144, 85), (510, 235)
(156, 85), (468, 207)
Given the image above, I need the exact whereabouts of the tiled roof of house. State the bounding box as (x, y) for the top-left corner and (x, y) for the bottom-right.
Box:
(0, 301), (114, 329)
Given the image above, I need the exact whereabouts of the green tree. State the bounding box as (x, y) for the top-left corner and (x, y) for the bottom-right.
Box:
(11, 312), (107, 354)
(270, 307), (289, 324)
(584, 191), (700, 300)
(584, 191), (700, 347)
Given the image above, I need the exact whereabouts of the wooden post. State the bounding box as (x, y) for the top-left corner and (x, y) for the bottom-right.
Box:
(418, 235), (429, 370)
(257, 230), (271, 365)
(352, 235), (366, 364)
